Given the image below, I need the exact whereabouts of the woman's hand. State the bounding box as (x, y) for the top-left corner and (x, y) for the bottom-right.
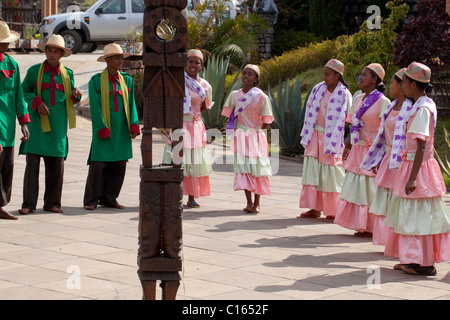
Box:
(405, 178), (416, 196)
(371, 166), (379, 175)
(343, 147), (351, 162)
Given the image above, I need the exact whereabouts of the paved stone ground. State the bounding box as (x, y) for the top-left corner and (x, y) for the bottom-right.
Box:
(0, 52), (449, 300)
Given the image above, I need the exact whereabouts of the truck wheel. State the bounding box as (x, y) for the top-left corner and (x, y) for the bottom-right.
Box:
(60, 30), (83, 54)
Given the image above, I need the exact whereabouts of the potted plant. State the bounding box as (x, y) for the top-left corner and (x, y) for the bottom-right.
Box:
(116, 25), (143, 55)
(22, 24), (39, 49)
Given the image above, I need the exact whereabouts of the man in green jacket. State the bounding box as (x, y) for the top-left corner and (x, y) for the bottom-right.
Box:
(19, 35), (82, 215)
(0, 22), (30, 220)
(83, 43), (140, 210)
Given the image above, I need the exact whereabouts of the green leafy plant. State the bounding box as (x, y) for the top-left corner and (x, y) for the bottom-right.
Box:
(188, 0), (267, 70)
(23, 24), (38, 40)
(336, 0), (410, 93)
(200, 55), (243, 131)
(268, 77), (310, 156)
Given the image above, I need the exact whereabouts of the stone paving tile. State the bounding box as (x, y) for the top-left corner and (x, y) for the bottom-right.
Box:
(0, 53), (449, 301)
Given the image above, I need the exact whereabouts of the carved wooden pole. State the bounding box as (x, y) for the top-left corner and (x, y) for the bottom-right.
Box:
(138, 0), (187, 300)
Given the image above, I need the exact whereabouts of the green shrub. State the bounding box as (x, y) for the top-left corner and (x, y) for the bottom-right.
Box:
(258, 40), (338, 90)
(272, 29), (323, 57)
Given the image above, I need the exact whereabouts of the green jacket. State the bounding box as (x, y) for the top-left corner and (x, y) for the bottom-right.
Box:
(0, 53), (29, 148)
(20, 61), (78, 157)
(87, 70), (140, 163)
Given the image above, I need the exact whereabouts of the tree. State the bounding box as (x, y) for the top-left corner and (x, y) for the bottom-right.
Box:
(393, 0), (450, 113)
(336, 0), (409, 92)
(393, 0), (449, 93)
(308, 0), (351, 38)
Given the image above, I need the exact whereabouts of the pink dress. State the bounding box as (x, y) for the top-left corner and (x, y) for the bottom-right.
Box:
(334, 93), (390, 233)
(384, 105), (450, 266)
(162, 78), (213, 198)
(300, 89), (346, 217)
(368, 108), (399, 245)
(222, 89), (274, 195)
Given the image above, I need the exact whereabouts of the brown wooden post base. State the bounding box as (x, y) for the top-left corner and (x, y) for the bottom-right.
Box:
(138, 270), (181, 300)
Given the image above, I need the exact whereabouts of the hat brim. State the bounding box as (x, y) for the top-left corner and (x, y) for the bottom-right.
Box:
(97, 52), (132, 62)
(324, 65), (343, 76)
(0, 30), (20, 43)
(37, 43), (72, 58)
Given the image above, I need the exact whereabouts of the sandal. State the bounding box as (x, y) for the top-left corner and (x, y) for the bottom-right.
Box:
(44, 207), (64, 213)
(354, 231), (372, 238)
(248, 206), (260, 214)
(400, 264), (437, 276)
(187, 201), (200, 208)
(297, 210), (321, 219)
(394, 264), (406, 270)
(324, 216), (335, 222)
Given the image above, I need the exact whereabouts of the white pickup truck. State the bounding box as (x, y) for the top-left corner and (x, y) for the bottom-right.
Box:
(39, 0), (241, 54)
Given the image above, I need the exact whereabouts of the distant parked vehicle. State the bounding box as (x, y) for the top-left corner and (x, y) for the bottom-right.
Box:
(39, 0), (242, 54)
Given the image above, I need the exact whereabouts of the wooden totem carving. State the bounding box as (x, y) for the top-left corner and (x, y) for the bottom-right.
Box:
(138, 0), (187, 300)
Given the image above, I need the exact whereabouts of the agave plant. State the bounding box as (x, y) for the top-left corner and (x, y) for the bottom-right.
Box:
(268, 78), (312, 156)
(199, 55), (243, 131)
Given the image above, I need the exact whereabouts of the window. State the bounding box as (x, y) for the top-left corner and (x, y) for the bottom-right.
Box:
(131, 0), (145, 13)
(100, 0), (125, 14)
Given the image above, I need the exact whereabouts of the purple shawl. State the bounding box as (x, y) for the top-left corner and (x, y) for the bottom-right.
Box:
(350, 90), (383, 145)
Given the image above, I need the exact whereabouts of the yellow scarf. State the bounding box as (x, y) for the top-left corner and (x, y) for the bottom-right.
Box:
(100, 68), (130, 130)
(37, 61), (76, 133)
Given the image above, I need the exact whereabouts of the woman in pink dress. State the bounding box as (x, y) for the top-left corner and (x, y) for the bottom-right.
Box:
(383, 62), (450, 276)
(360, 68), (413, 245)
(298, 59), (352, 222)
(162, 49), (213, 208)
(334, 63), (391, 237)
(221, 64), (274, 214)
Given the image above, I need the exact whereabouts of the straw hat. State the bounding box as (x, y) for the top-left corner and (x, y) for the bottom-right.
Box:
(97, 43), (131, 62)
(0, 21), (20, 43)
(365, 63), (385, 81)
(404, 62), (431, 84)
(244, 64), (260, 78)
(37, 34), (72, 57)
